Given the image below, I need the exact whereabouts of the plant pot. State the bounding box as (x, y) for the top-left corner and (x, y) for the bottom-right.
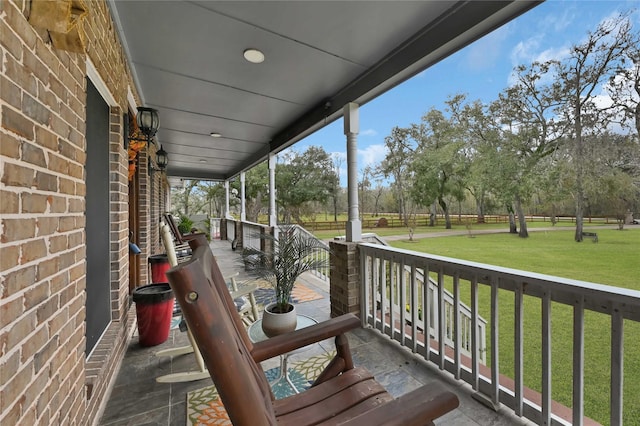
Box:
(261, 303), (297, 337)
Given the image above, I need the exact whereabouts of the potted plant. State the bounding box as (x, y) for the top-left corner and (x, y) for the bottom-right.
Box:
(242, 226), (330, 336)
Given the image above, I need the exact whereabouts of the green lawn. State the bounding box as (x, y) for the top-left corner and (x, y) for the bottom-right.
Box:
(390, 228), (640, 425)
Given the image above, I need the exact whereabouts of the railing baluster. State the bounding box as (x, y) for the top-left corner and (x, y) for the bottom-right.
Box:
(514, 283), (524, 417)
(379, 257), (387, 334)
(411, 263), (418, 353)
(542, 292), (551, 425)
(611, 307), (624, 426)
(490, 277), (499, 405)
(423, 264), (431, 362)
(389, 257), (396, 341)
(453, 272), (460, 380)
(471, 275), (479, 390)
(438, 267), (445, 370)
(573, 296), (584, 426)
(401, 261), (408, 346)
(361, 251), (370, 327)
(371, 256), (380, 328)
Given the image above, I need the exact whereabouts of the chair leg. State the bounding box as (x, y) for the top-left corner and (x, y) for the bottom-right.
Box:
(155, 329), (209, 383)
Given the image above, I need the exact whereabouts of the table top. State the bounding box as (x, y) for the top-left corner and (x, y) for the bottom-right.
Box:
(248, 314), (318, 343)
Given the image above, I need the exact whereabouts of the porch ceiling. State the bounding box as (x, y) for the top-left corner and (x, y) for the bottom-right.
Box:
(110, 1), (541, 182)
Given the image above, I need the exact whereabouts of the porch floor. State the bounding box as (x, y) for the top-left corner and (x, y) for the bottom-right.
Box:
(99, 239), (533, 426)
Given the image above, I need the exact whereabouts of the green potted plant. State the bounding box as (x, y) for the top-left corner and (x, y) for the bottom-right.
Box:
(242, 226), (330, 336)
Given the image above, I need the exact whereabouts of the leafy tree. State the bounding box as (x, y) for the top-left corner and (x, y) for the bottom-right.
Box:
(491, 60), (566, 237)
(379, 126), (415, 225)
(199, 181), (226, 217)
(330, 153), (344, 222)
(409, 106), (468, 229)
(171, 179), (202, 217)
(447, 96), (501, 224)
(276, 146), (338, 224)
(244, 162), (269, 222)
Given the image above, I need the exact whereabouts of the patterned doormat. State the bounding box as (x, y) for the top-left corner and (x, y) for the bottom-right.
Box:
(186, 351), (334, 425)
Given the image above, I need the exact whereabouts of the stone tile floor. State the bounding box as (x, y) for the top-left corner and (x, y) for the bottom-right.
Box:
(99, 239), (533, 426)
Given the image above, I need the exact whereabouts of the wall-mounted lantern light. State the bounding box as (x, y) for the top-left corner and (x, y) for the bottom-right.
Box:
(155, 145), (168, 171)
(136, 107), (159, 143)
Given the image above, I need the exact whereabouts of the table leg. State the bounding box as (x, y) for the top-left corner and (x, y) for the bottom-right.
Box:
(268, 354), (300, 394)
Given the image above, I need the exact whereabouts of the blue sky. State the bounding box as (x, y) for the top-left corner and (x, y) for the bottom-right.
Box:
(290, 0), (639, 185)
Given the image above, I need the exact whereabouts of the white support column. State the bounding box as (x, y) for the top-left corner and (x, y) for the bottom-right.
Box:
(240, 171), (246, 222)
(269, 153), (277, 227)
(344, 103), (362, 242)
(224, 180), (232, 219)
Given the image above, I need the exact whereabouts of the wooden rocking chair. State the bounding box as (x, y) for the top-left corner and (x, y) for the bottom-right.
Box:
(166, 243), (459, 425)
(155, 225), (259, 383)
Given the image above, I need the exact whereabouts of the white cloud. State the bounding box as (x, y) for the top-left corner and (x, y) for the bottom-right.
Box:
(360, 128), (378, 137)
(539, 6), (575, 33)
(465, 25), (511, 71)
(358, 143), (387, 168)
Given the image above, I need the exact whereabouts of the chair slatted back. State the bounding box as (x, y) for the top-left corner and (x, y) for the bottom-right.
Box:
(167, 245), (276, 425)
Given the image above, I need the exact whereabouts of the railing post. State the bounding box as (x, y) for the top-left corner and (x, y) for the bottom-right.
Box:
(329, 241), (360, 318)
(220, 218), (228, 240)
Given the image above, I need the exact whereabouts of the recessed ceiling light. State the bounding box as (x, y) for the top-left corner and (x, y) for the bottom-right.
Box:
(243, 48), (265, 64)
(210, 132), (222, 138)
(199, 159), (207, 163)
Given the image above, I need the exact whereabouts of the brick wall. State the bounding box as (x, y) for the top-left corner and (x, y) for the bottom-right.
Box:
(0, 1), (161, 424)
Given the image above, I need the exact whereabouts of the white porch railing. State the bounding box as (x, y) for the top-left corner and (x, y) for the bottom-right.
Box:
(226, 219), (236, 242)
(242, 220), (266, 250)
(379, 268), (488, 364)
(358, 242), (640, 426)
(224, 221), (330, 283)
(282, 224), (330, 282)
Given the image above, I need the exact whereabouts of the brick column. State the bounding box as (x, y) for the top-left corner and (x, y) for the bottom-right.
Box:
(329, 241), (360, 318)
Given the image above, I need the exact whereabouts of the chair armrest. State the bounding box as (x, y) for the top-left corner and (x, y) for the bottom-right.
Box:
(251, 314), (361, 363)
(337, 383), (459, 426)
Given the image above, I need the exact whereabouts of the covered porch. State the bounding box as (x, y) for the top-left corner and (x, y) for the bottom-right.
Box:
(99, 238), (530, 426)
(4, 1), (638, 425)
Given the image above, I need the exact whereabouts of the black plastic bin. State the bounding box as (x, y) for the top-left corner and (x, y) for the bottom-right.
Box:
(132, 283), (174, 347)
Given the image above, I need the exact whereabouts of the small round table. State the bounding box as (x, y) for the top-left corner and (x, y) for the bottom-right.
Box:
(248, 314), (318, 393)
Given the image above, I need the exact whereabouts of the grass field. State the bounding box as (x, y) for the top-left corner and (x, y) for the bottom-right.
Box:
(389, 228), (640, 425)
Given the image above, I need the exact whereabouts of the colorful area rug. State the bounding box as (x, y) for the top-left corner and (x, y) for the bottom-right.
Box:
(186, 351), (335, 425)
(253, 282), (324, 307)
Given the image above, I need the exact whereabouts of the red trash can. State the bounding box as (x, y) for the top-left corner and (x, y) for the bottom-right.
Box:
(132, 283), (174, 347)
(148, 254), (170, 283)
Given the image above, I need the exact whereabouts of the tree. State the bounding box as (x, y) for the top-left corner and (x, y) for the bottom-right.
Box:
(171, 179), (201, 217)
(553, 13), (635, 241)
(379, 126), (415, 225)
(276, 146), (338, 223)
(409, 106), (468, 229)
(358, 166), (374, 220)
(491, 60), (567, 237)
(244, 162), (269, 222)
(607, 26), (640, 138)
(330, 153), (344, 222)
(447, 96), (501, 224)
(199, 181), (226, 218)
